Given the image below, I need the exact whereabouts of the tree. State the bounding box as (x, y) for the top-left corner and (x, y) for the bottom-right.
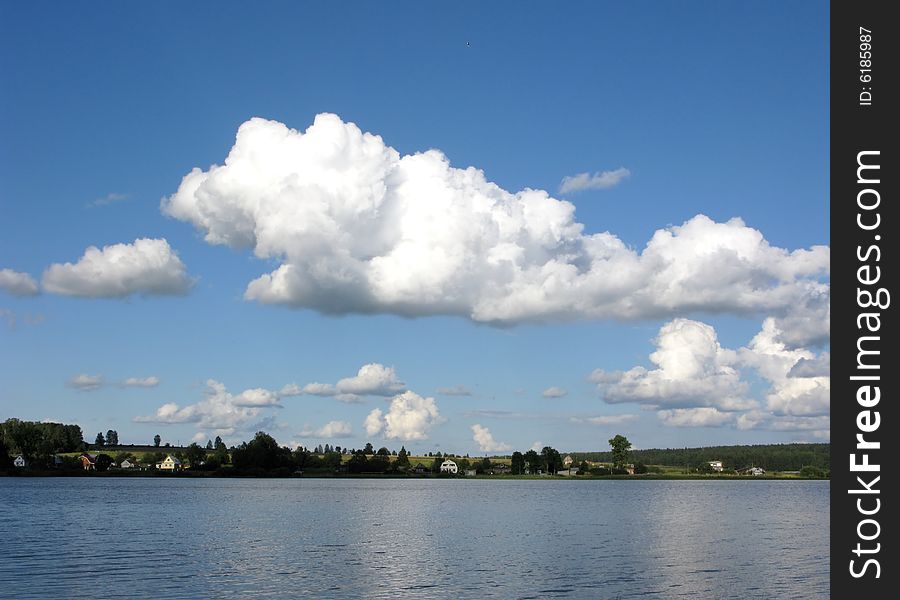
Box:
(95, 432), (106, 447)
(396, 446), (410, 468)
(153, 434), (161, 447)
(541, 446), (562, 474)
(231, 431), (292, 471)
(376, 446), (390, 457)
(206, 439), (213, 450)
(363, 442), (374, 455)
(106, 430), (118, 446)
(185, 443), (206, 468)
(510, 451), (525, 475)
(608, 434), (632, 468)
(524, 449), (541, 473)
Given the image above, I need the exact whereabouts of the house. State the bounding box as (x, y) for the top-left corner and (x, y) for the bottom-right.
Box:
(80, 453), (97, 471)
(558, 467), (579, 476)
(708, 460), (724, 472)
(624, 464), (635, 475)
(410, 463), (428, 474)
(738, 466), (766, 476)
(464, 469), (477, 477)
(157, 455), (183, 471)
(563, 455), (573, 467)
(440, 459), (458, 474)
(13, 455), (26, 468)
(489, 463), (511, 475)
(120, 458), (137, 469)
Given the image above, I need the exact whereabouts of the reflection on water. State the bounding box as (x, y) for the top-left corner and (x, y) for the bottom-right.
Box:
(0, 478), (828, 598)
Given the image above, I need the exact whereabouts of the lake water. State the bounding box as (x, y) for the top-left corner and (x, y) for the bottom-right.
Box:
(0, 478), (828, 598)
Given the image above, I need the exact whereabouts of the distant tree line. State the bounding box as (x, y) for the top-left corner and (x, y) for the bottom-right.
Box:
(1, 419), (84, 466)
(569, 443), (830, 472)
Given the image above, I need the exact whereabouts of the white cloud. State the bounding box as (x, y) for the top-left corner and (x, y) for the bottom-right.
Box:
(134, 379), (279, 430)
(576, 414), (639, 426)
(436, 384), (473, 396)
(123, 376), (160, 388)
(593, 317), (830, 436)
(657, 407), (733, 427)
(530, 441), (545, 452)
(283, 363), (404, 402)
(363, 390), (442, 441)
(300, 420), (353, 439)
(191, 432), (208, 444)
(542, 386), (568, 398)
(67, 374), (103, 391)
(42, 238), (193, 298)
(594, 319), (753, 411)
(471, 424), (511, 453)
(0, 269), (39, 296)
(364, 408), (384, 437)
(559, 167), (630, 194)
(162, 114), (828, 325)
(88, 192), (129, 208)
(739, 318), (830, 417)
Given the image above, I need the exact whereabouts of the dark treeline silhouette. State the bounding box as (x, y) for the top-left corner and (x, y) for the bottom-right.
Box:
(1, 419), (85, 466)
(570, 443), (829, 471)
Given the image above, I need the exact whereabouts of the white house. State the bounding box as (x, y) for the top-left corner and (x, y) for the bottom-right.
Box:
(120, 459), (137, 469)
(439, 459), (458, 474)
(563, 455), (573, 467)
(157, 455), (182, 471)
(748, 466), (765, 476)
(708, 460), (724, 472)
(13, 455), (26, 468)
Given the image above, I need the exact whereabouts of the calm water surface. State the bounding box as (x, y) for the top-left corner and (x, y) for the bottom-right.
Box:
(0, 478), (828, 599)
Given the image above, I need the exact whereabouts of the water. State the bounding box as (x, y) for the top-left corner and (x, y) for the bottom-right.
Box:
(0, 478), (828, 599)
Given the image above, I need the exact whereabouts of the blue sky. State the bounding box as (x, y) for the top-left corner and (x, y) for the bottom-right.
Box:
(0, 2), (829, 453)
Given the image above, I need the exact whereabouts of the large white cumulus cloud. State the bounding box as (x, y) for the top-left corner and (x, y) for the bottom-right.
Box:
(363, 390), (442, 441)
(42, 238), (193, 298)
(162, 114), (828, 324)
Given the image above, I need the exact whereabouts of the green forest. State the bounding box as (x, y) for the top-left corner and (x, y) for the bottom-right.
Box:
(569, 443), (830, 472)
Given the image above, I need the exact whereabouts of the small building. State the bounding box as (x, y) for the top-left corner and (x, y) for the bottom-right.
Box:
(440, 459), (458, 474)
(558, 468), (579, 476)
(624, 464), (635, 475)
(738, 466), (766, 476)
(563, 455), (573, 467)
(13, 455), (26, 468)
(80, 453), (97, 471)
(157, 455), (183, 471)
(464, 469), (477, 477)
(489, 463), (511, 475)
(410, 463), (428, 474)
(708, 460), (724, 472)
(120, 459), (137, 469)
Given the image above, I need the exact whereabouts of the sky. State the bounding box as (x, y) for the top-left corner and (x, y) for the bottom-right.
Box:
(0, 1), (830, 454)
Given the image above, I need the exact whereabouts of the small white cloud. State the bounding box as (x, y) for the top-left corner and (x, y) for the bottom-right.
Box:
(559, 167), (630, 194)
(530, 441), (545, 453)
(364, 408), (384, 437)
(123, 376), (160, 388)
(542, 386), (568, 398)
(300, 420), (353, 439)
(471, 424), (511, 453)
(134, 379), (279, 430)
(576, 414), (639, 426)
(191, 432), (208, 443)
(87, 192), (129, 208)
(285, 363), (405, 401)
(657, 407), (733, 427)
(363, 391), (442, 441)
(68, 374), (103, 391)
(436, 384), (473, 396)
(42, 238), (194, 298)
(596, 318), (753, 411)
(0, 269), (39, 297)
